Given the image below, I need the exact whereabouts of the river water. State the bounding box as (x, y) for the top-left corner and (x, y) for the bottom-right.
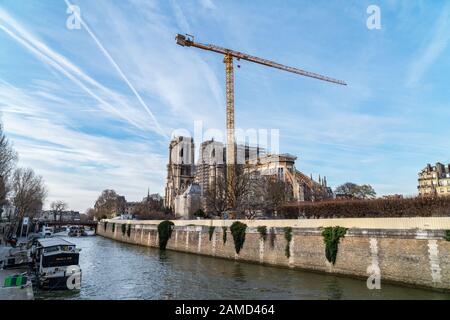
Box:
(35, 236), (450, 300)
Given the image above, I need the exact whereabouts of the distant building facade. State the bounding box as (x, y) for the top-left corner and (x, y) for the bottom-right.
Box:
(418, 162), (450, 197)
(124, 202), (139, 215)
(39, 210), (81, 222)
(123, 190), (165, 217)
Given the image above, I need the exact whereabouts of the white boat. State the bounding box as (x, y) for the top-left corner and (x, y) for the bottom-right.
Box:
(68, 226), (87, 237)
(32, 238), (82, 290)
(41, 226), (53, 238)
(0, 246), (30, 269)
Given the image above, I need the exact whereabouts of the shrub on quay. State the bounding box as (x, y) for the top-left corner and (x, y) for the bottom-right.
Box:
(158, 220), (175, 250)
(222, 226), (227, 244)
(208, 226), (215, 241)
(230, 221), (247, 254)
(284, 227), (293, 258)
(322, 226), (347, 265)
(269, 227), (276, 249)
(257, 226), (267, 242)
(445, 230), (450, 241)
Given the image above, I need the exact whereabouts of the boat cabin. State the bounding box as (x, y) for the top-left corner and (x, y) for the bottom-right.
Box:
(33, 238), (81, 290)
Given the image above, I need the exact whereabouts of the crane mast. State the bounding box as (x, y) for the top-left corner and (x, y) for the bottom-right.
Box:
(175, 34), (346, 210)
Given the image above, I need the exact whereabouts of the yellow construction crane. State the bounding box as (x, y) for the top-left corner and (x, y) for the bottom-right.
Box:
(175, 34), (346, 208)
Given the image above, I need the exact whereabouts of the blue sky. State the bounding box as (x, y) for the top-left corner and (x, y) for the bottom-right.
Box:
(0, 0), (449, 211)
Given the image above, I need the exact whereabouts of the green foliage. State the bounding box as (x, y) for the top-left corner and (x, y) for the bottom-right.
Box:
(335, 182), (376, 199)
(222, 226), (227, 244)
(112, 223), (115, 233)
(208, 226), (215, 241)
(445, 230), (450, 241)
(103, 222), (108, 231)
(322, 226), (347, 265)
(158, 220), (175, 250)
(269, 227), (276, 249)
(121, 224), (126, 236)
(284, 227), (293, 258)
(194, 209), (206, 218)
(127, 224), (131, 237)
(257, 226), (267, 241)
(230, 222), (247, 254)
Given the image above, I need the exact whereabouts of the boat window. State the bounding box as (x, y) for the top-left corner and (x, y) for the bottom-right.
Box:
(44, 246), (60, 253)
(42, 253), (79, 268)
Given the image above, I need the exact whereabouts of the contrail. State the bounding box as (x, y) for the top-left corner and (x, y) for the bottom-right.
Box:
(0, 23), (145, 131)
(64, 0), (168, 139)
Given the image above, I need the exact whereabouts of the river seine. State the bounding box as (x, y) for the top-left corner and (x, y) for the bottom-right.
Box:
(35, 236), (450, 300)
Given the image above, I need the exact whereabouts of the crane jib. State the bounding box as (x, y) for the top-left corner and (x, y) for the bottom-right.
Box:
(175, 33), (346, 86)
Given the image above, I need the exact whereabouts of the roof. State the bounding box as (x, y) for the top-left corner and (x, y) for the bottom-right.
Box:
(37, 238), (75, 248)
(183, 183), (201, 196)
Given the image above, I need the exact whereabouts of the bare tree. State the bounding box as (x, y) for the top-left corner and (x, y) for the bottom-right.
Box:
(132, 196), (165, 219)
(94, 189), (125, 219)
(50, 200), (68, 221)
(204, 165), (254, 218)
(85, 208), (96, 221)
(11, 168), (47, 236)
(0, 122), (18, 207)
(263, 177), (292, 216)
(240, 173), (267, 219)
(204, 170), (229, 217)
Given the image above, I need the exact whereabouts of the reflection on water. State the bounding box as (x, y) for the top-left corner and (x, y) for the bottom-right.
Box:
(35, 236), (450, 300)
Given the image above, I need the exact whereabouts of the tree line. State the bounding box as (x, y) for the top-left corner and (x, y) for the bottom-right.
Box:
(0, 122), (47, 236)
(86, 189), (169, 220)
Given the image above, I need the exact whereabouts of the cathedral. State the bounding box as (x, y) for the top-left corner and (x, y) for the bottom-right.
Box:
(164, 136), (333, 218)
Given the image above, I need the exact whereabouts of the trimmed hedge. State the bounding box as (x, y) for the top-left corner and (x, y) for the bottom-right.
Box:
(281, 196), (450, 219)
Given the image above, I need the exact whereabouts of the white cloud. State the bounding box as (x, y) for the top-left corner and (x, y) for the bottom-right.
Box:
(0, 80), (166, 211)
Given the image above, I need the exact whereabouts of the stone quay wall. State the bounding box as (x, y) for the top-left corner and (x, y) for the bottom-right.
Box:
(97, 218), (450, 292)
